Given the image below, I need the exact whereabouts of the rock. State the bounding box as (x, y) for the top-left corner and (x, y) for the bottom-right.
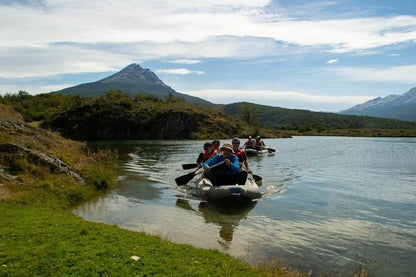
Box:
(0, 143), (85, 184)
(130, 255), (140, 261)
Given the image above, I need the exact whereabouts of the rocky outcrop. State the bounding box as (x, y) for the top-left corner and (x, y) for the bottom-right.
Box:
(0, 143), (85, 184)
(44, 102), (240, 140)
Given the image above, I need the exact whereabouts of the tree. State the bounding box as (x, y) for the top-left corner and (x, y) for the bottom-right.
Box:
(18, 90), (30, 98)
(241, 105), (260, 126)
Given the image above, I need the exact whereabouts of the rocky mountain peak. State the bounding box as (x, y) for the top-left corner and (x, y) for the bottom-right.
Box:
(99, 63), (167, 87)
(340, 87), (416, 121)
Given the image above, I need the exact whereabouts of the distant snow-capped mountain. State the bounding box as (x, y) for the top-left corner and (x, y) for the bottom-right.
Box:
(340, 87), (416, 122)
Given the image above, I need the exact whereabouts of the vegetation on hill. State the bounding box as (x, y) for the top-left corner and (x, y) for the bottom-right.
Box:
(223, 102), (416, 136)
(0, 91), (277, 140)
(2, 91), (415, 139)
(43, 90), (250, 140)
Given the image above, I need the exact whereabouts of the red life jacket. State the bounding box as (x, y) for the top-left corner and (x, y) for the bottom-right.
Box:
(202, 150), (214, 161)
(244, 140), (254, 148)
(234, 148), (246, 162)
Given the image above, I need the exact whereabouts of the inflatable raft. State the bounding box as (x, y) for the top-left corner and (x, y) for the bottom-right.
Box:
(244, 147), (275, 156)
(188, 169), (262, 202)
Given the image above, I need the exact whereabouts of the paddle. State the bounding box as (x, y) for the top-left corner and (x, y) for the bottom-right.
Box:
(242, 165), (262, 183)
(252, 174), (263, 183)
(175, 168), (200, 186)
(266, 147), (275, 153)
(175, 161), (224, 186)
(182, 163), (198, 170)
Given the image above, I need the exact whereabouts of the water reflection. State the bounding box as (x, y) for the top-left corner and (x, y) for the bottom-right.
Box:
(116, 177), (162, 202)
(175, 199), (257, 250)
(77, 138), (416, 277)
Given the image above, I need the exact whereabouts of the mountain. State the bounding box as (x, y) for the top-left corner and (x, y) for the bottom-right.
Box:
(54, 64), (212, 106)
(222, 102), (416, 131)
(339, 87), (416, 122)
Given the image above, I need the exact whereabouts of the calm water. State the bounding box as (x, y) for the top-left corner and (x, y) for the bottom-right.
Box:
(73, 137), (416, 276)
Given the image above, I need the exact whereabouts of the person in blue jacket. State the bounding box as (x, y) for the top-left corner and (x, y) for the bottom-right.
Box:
(203, 143), (247, 186)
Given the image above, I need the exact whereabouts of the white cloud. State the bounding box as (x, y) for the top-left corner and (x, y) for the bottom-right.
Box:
(1, 0), (415, 109)
(326, 59), (339, 64)
(331, 65), (416, 82)
(1, 1), (415, 52)
(0, 83), (72, 95)
(0, 45), (131, 78)
(156, 68), (204, 75)
(171, 59), (201, 64)
(182, 89), (372, 111)
(0, 36), (282, 78)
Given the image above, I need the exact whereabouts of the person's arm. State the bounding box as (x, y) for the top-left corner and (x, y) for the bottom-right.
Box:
(203, 154), (220, 169)
(229, 155), (240, 174)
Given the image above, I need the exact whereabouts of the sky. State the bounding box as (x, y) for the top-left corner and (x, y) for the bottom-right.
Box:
(1, 0), (416, 112)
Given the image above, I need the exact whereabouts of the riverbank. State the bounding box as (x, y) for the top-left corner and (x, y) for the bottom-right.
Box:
(0, 104), (299, 276)
(1, 203), (288, 276)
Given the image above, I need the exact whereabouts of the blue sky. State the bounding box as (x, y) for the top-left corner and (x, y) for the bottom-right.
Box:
(1, 0), (415, 112)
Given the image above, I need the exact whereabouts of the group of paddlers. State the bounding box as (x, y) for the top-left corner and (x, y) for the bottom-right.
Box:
(243, 136), (266, 150)
(196, 136), (266, 186)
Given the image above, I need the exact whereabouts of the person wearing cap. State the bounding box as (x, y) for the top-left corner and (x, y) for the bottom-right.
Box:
(231, 138), (252, 174)
(203, 143), (247, 186)
(211, 140), (220, 154)
(196, 142), (215, 167)
(255, 136), (266, 150)
(244, 136), (255, 149)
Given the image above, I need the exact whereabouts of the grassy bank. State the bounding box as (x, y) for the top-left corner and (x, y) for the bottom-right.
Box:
(0, 170), (293, 277)
(1, 203), (281, 276)
(0, 157), (298, 276)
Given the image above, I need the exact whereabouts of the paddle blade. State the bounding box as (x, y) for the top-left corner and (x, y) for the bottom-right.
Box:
(175, 171), (196, 186)
(266, 147), (275, 153)
(253, 174), (262, 182)
(182, 163), (198, 170)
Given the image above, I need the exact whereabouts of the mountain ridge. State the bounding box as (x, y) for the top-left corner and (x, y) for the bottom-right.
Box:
(340, 87), (416, 122)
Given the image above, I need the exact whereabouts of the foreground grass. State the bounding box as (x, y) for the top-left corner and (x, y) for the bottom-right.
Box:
(0, 159), (293, 277)
(0, 174), (294, 276)
(1, 203), (284, 276)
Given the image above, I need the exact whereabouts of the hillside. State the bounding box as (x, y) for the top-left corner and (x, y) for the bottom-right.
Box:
(42, 91), (256, 140)
(2, 91), (416, 139)
(0, 102), (117, 200)
(54, 63), (212, 106)
(340, 87), (416, 122)
(222, 102), (416, 135)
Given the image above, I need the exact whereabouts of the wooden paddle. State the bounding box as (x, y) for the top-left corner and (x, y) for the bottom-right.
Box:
(175, 161), (224, 186)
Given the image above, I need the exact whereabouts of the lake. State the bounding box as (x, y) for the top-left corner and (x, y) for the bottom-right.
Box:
(73, 136), (416, 276)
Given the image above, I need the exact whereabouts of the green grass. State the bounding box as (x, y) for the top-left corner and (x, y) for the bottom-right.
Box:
(0, 203), (286, 276)
(0, 158), (292, 276)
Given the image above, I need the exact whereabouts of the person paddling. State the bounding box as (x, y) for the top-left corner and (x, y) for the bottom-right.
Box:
(231, 138), (252, 174)
(211, 140), (220, 154)
(203, 143), (247, 186)
(196, 142), (215, 168)
(244, 136), (255, 149)
(254, 136), (266, 150)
